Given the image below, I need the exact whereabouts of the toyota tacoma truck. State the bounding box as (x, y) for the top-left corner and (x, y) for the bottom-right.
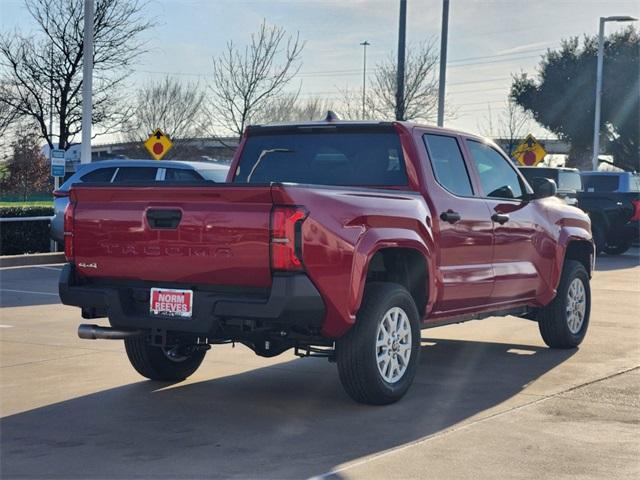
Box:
(59, 117), (594, 405)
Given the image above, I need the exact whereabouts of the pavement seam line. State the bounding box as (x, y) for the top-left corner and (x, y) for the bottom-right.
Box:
(310, 364), (640, 480)
(1, 350), (108, 369)
(0, 338), (122, 353)
(0, 288), (59, 296)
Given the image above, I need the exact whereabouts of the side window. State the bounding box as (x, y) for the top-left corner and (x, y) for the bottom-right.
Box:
(113, 167), (158, 183)
(423, 134), (473, 196)
(80, 167), (116, 182)
(165, 169), (202, 181)
(466, 140), (524, 199)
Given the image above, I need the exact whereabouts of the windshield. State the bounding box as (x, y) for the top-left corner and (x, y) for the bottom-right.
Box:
(631, 174), (640, 192)
(233, 129), (408, 186)
(199, 167), (230, 182)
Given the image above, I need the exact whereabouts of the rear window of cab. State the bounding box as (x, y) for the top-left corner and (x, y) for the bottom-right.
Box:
(233, 129), (408, 187)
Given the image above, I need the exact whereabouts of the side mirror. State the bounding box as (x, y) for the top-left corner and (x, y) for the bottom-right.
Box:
(531, 177), (557, 199)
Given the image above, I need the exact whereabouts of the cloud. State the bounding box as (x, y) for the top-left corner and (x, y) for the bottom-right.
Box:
(496, 41), (554, 55)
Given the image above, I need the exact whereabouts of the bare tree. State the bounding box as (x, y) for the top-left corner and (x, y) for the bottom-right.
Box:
(255, 95), (334, 123)
(369, 41), (439, 121)
(0, 0), (153, 150)
(0, 90), (18, 138)
(208, 20), (304, 138)
(479, 98), (533, 157)
(125, 76), (206, 141)
(336, 87), (370, 120)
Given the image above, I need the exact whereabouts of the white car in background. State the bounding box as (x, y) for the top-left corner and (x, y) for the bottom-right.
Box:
(50, 159), (230, 243)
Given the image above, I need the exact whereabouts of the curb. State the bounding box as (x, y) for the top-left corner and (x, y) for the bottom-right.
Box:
(0, 252), (66, 268)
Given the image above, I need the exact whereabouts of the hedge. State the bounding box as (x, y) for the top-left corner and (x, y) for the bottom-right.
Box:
(1, 206), (55, 255)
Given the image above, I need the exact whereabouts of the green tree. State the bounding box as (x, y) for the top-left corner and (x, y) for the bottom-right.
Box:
(1, 131), (50, 201)
(511, 27), (639, 171)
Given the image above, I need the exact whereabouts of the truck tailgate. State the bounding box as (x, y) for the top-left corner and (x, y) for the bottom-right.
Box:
(70, 185), (273, 287)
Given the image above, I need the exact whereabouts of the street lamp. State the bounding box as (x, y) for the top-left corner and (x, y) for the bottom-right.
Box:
(591, 15), (637, 171)
(360, 41), (370, 119)
(81, 0), (94, 164)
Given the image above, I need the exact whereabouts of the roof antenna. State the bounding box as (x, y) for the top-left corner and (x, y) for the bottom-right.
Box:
(324, 110), (340, 122)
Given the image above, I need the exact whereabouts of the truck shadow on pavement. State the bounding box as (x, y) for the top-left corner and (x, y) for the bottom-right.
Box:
(1, 337), (575, 479)
(595, 249), (640, 271)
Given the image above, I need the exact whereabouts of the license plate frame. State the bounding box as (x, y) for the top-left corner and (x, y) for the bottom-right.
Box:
(149, 288), (193, 318)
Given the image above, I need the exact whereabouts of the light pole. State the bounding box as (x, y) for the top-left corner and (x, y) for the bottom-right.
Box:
(395, 0), (407, 121)
(81, 0), (94, 164)
(360, 41), (370, 119)
(437, 0), (450, 127)
(591, 15), (637, 171)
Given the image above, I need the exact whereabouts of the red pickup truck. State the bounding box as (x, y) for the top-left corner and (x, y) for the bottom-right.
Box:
(59, 119), (594, 404)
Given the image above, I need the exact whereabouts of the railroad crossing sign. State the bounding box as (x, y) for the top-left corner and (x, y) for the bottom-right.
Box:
(144, 128), (173, 160)
(512, 134), (547, 166)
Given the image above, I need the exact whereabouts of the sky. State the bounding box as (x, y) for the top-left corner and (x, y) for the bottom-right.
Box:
(1, 0), (639, 144)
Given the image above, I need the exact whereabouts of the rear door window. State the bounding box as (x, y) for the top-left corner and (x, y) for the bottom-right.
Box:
(582, 175), (619, 192)
(234, 129), (408, 186)
(80, 167), (117, 183)
(113, 167), (158, 182)
(423, 134), (473, 196)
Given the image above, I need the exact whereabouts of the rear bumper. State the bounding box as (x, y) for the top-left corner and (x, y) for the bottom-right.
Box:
(59, 264), (325, 335)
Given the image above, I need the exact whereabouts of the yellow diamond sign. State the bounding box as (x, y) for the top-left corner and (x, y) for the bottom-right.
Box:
(512, 134), (547, 166)
(144, 128), (173, 160)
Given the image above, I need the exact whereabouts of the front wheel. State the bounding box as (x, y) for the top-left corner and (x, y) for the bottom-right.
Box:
(537, 260), (591, 349)
(124, 336), (206, 381)
(336, 282), (421, 405)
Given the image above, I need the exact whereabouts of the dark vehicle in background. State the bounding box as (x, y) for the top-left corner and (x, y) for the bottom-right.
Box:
(578, 171), (640, 255)
(50, 160), (229, 243)
(518, 167), (582, 206)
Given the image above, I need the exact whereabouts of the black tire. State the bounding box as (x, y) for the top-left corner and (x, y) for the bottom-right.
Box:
(538, 260), (591, 349)
(124, 337), (206, 381)
(603, 238), (631, 255)
(336, 282), (421, 405)
(591, 222), (606, 254)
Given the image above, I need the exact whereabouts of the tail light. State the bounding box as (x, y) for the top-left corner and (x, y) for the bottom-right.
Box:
(63, 201), (75, 261)
(270, 206), (307, 271)
(631, 200), (640, 222)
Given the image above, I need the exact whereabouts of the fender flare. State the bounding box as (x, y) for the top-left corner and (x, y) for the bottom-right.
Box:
(348, 228), (435, 319)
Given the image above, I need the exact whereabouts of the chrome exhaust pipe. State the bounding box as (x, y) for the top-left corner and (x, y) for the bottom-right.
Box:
(78, 324), (143, 340)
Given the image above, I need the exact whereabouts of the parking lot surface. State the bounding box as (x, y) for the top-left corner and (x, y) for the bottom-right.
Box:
(1, 252), (639, 479)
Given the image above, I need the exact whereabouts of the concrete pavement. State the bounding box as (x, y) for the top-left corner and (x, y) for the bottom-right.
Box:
(0, 251), (638, 479)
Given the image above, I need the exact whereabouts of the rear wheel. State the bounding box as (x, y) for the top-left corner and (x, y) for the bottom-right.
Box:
(124, 336), (206, 381)
(603, 238), (632, 255)
(537, 260), (590, 349)
(336, 282), (420, 405)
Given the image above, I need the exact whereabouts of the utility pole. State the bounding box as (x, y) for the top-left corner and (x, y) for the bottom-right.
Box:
(81, 0), (94, 164)
(437, 0), (450, 127)
(360, 41), (370, 119)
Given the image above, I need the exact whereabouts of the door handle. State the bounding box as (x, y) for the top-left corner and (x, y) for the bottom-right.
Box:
(491, 213), (509, 225)
(146, 209), (182, 229)
(440, 210), (461, 224)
